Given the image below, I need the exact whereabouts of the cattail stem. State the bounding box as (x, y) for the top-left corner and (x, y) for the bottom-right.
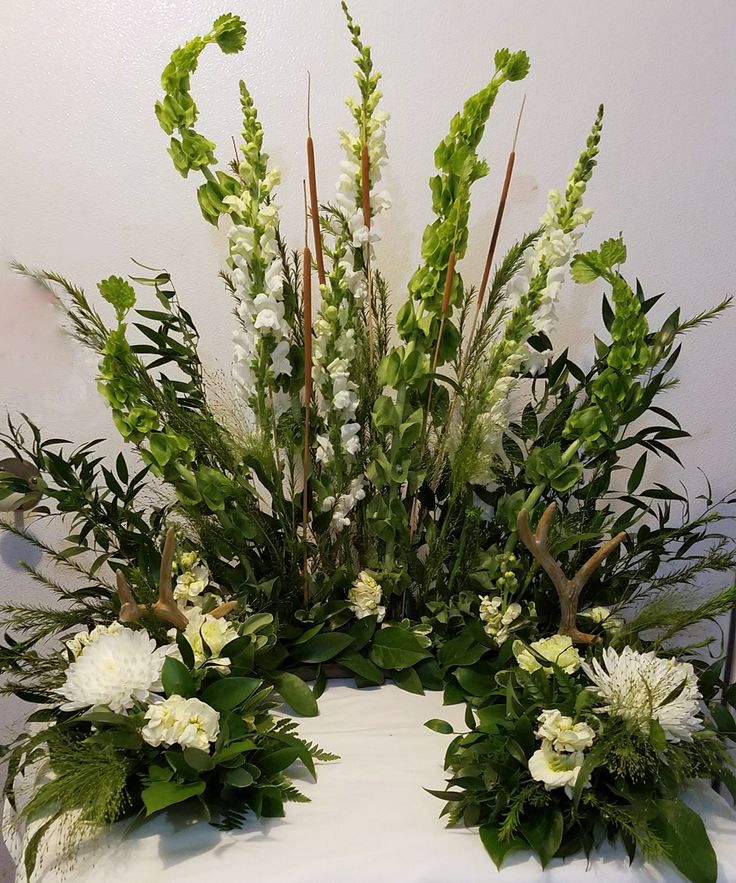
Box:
(302, 244), (313, 607)
(307, 138), (326, 286)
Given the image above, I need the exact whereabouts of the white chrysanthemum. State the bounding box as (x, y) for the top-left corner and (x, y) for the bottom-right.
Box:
(65, 621), (123, 658)
(581, 646), (703, 743)
(58, 628), (173, 713)
(529, 739), (585, 794)
(141, 695), (220, 752)
(348, 571), (385, 622)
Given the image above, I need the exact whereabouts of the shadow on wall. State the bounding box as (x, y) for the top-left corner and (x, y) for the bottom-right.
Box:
(0, 530), (41, 574)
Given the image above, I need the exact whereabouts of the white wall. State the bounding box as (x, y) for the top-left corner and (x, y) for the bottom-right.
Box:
(0, 1), (734, 871)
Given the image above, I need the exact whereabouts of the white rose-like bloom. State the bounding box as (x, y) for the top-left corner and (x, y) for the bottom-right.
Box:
(348, 571), (385, 622)
(529, 739), (585, 794)
(582, 646), (703, 743)
(536, 709), (596, 752)
(174, 561), (210, 604)
(58, 628), (173, 713)
(513, 635), (582, 675)
(65, 621), (123, 658)
(141, 695), (220, 752)
(171, 607), (240, 668)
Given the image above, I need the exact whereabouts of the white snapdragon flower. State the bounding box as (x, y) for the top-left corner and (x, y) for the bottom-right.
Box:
(340, 422), (361, 456)
(58, 628), (176, 713)
(315, 434), (335, 465)
(513, 635), (582, 675)
(65, 621), (123, 658)
(174, 559), (210, 605)
(348, 571), (385, 622)
(478, 596), (524, 647)
(142, 695), (220, 752)
(582, 646), (703, 743)
(536, 709), (595, 752)
(579, 606), (624, 633)
(331, 476), (367, 531)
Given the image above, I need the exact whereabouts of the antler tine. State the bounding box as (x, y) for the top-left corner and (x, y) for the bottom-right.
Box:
(116, 569), (145, 624)
(210, 600), (237, 619)
(152, 527), (189, 631)
(573, 530), (626, 591)
(517, 504), (567, 593)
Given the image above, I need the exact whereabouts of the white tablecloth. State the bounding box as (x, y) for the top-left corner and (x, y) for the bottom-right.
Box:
(6, 681), (736, 882)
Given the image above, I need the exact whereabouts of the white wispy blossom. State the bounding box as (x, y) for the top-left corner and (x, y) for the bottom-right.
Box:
(582, 646), (703, 743)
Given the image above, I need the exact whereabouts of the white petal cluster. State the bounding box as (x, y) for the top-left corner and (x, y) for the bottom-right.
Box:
(169, 607), (240, 668)
(65, 621), (123, 658)
(529, 708), (596, 797)
(322, 475), (367, 532)
(225, 174), (292, 409)
(581, 646), (703, 743)
(336, 108), (391, 247)
(478, 595), (523, 647)
(513, 634), (582, 675)
(141, 695), (220, 752)
(57, 628), (174, 713)
(173, 554), (210, 605)
(472, 188), (593, 466)
(348, 570), (385, 622)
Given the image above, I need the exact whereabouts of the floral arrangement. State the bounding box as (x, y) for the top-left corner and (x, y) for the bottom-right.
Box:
(1, 6), (735, 882)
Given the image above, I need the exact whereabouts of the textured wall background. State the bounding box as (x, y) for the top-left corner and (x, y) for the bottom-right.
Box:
(0, 0), (735, 876)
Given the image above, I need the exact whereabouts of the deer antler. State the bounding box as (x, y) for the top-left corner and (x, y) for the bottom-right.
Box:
(517, 502), (625, 644)
(116, 527), (189, 631)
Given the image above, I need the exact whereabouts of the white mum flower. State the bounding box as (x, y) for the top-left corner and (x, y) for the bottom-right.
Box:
(581, 646), (703, 743)
(58, 628), (174, 713)
(142, 695), (220, 752)
(529, 739), (585, 794)
(65, 621), (123, 658)
(536, 709), (595, 752)
(348, 571), (385, 622)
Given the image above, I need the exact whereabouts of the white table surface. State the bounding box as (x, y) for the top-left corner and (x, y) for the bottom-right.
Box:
(5, 680), (736, 882)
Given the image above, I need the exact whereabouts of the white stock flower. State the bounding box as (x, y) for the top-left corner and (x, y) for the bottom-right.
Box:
(478, 596), (523, 647)
(580, 606), (624, 633)
(141, 695), (220, 752)
(582, 646), (703, 743)
(529, 739), (585, 794)
(65, 621), (123, 658)
(332, 476), (366, 531)
(536, 709), (595, 752)
(58, 628), (173, 713)
(513, 635), (582, 675)
(348, 571), (385, 622)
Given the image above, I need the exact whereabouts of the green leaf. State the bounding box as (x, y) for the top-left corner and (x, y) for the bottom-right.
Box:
(479, 824), (525, 870)
(258, 747), (300, 778)
(338, 653), (385, 685)
(424, 718), (454, 735)
(368, 626), (431, 671)
(241, 612), (274, 635)
(627, 451), (647, 493)
(454, 666), (493, 698)
(223, 766), (254, 788)
(599, 235), (627, 268)
(393, 666), (424, 695)
(290, 632), (354, 664)
(212, 739), (258, 763)
(182, 748), (214, 772)
(141, 780), (205, 816)
(201, 677), (261, 712)
(272, 672), (319, 717)
(161, 656), (195, 698)
(521, 809), (563, 868)
(653, 799), (717, 883)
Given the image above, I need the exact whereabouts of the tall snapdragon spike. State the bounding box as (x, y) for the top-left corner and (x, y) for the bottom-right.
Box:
(310, 5), (389, 524)
(450, 107), (604, 484)
(225, 81), (293, 430)
(396, 49), (529, 365)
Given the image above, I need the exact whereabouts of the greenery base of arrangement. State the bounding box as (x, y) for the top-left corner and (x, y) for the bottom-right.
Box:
(1, 7), (735, 883)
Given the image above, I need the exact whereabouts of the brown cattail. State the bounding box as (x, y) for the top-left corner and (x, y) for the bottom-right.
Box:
(306, 74), (326, 286)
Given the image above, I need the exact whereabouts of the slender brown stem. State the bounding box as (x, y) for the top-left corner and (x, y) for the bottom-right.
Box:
(306, 74), (326, 286)
(302, 242), (313, 607)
